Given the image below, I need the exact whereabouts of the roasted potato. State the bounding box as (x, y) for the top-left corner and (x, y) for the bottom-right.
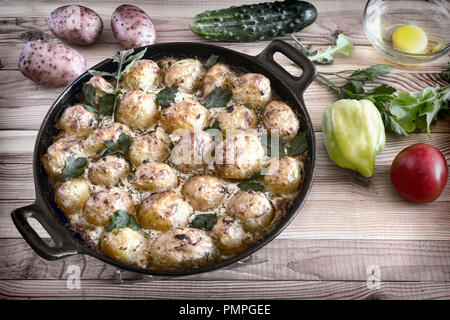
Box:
(170, 131), (215, 173)
(212, 215), (248, 253)
(181, 175), (226, 211)
(263, 156), (302, 194)
(149, 227), (217, 269)
(216, 105), (257, 136)
(42, 136), (83, 178)
(137, 192), (193, 231)
(215, 132), (264, 180)
(88, 154), (130, 186)
(200, 63), (235, 97)
(227, 191), (273, 232)
(127, 127), (170, 167)
(164, 59), (205, 93)
(99, 227), (148, 267)
(160, 101), (209, 133)
(85, 76), (115, 104)
(134, 162), (178, 192)
(57, 104), (97, 138)
(115, 90), (158, 130)
(83, 123), (131, 157)
(119, 59), (161, 92)
(55, 178), (91, 216)
(232, 73), (271, 108)
(262, 101), (300, 143)
(84, 186), (135, 227)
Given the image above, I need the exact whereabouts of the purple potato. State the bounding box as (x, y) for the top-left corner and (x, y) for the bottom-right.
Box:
(18, 40), (86, 87)
(48, 5), (103, 45)
(111, 4), (156, 49)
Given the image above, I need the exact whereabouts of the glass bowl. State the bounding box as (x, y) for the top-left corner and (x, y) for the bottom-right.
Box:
(364, 0), (450, 65)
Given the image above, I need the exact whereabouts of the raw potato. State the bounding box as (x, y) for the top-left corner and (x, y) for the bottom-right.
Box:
(84, 186), (135, 227)
(88, 155), (130, 186)
(181, 175), (226, 211)
(212, 215), (248, 253)
(127, 127), (171, 167)
(227, 191), (273, 232)
(263, 156), (302, 194)
(164, 59), (205, 93)
(115, 90), (158, 130)
(137, 192), (193, 231)
(18, 40), (86, 87)
(42, 136), (83, 178)
(170, 131), (215, 173)
(120, 59), (161, 92)
(149, 227), (217, 269)
(134, 162), (178, 192)
(262, 101), (300, 143)
(111, 4), (156, 49)
(232, 73), (272, 108)
(83, 123), (131, 157)
(99, 227), (148, 267)
(160, 101), (209, 133)
(55, 178), (91, 216)
(201, 63), (235, 97)
(57, 104), (98, 138)
(48, 5), (103, 45)
(216, 105), (258, 136)
(215, 132), (264, 179)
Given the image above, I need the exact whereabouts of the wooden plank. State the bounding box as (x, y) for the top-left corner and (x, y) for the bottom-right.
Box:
(1, 279), (450, 299)
(2, 237), (450, 282)
(0, 70), (448, 131)
(3, 198), (450, 240)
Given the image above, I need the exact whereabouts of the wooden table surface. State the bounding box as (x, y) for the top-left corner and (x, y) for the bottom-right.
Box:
(0, 0), (449, 300)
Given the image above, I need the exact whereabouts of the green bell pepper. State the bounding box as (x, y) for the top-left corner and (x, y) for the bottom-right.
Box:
(322, 99), (386, 178)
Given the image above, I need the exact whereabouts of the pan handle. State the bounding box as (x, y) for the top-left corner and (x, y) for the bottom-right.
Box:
(11, 202), (79, 260)
(255, 39), (316, 94)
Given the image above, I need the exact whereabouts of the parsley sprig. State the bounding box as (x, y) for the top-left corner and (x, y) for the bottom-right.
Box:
(96, 133), (131, 158)
(190, 214), (218, 230)
(58, 156), (87, 179)
(155, 85), (179, 108)
(106, 210), (141, 232)
(204, 87), (232, 108)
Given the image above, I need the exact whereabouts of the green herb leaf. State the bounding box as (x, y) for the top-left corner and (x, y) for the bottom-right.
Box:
(82, 84), (97, 112)
(204, 87), (232, 108)
(58, 156), (87, 179)
(204, 54), (219, 68)
(261, 134), (286, 157)
(106, 210), (141, 232)
(81, 104), (98, 113)
(190, 214), (218, 230)
(120, 48), (148, 78)
(287, 131), (308, 156)
(88, 70), (116, 78)
(237, 181), (265, 192)
(97, 133), (131, 158)
(156, 85), (179, 108)
(98, 93), (116, 116)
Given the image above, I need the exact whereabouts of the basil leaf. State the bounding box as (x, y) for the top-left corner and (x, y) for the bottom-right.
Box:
(204, 54), (219, 68)
(82, 84), (97, 109)
(204, 87), (232, 108)
(58, 156), (87, 179)
(287, 131), (308, 156)
(237, 181), (265, 192)
(98, 93), (116, 116)
(106, 210), (141, 232)
(156, 85), (179, 108)
(190, 214), (217, 231)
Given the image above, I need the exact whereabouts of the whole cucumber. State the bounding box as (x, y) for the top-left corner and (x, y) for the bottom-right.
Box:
(189, 0), (317, 42)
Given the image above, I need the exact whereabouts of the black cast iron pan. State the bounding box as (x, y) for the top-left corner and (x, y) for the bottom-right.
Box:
(11, 40), (317, 276)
